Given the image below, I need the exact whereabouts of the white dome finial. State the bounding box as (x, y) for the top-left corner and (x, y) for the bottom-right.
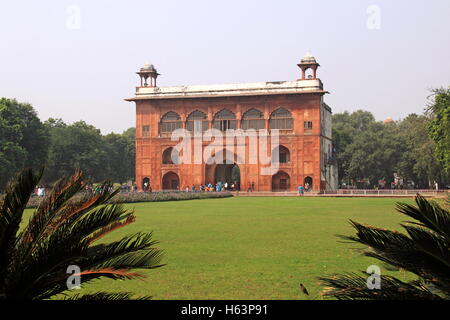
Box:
(304, 51), (313, 58)
(141, 62), (156, 72)
(300, 51), (317, 64)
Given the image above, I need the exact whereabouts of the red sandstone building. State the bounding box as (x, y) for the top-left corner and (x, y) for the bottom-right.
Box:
(126, 53), (338, 192)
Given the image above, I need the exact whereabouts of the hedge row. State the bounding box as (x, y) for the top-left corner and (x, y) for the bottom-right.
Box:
(19, 191), (233, 209)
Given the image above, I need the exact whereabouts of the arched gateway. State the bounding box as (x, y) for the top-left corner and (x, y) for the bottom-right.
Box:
(272, 171), (290, 191)
(162, 171), (179, 190)
(204, 150), (241, 187)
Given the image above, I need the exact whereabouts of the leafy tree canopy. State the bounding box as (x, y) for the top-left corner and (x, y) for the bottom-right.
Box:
(427, 87), (450, 172)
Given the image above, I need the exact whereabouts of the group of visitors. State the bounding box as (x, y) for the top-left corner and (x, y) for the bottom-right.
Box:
(184, 181), (240, 192)
(83, 183), (95, 195)
(246, 181), (256, 192)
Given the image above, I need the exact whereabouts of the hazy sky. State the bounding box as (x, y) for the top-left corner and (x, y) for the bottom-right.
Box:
(1, 0), (449, 134)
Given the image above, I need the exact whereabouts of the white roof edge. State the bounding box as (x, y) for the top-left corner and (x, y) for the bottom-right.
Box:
(134, 79), (324, 99)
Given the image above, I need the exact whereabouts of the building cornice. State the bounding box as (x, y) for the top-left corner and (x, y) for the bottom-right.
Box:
(125, 79), (328, 102)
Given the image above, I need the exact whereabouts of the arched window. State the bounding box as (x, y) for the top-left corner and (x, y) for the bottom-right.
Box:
(272, 145), (290, 164)
(213, 109), (236, 131)
(186, 110), (208, 132)
(269, 108), (293, 130)
(160, 112), (182, 133)
(142, 177), (150, 191)
(241, 108), (265, 130)
(162, 147), (179, 164)
(304, 176), (313, 191)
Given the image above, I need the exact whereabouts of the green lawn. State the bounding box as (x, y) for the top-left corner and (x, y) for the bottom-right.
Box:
(28, 196), (418, 300)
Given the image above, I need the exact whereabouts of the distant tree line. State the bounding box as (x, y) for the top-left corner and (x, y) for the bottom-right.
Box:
(332, 88), (449, 189)
(0, 98), (135, 190)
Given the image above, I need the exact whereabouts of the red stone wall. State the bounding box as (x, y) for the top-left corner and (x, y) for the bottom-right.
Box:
(134, 93), (324, 191)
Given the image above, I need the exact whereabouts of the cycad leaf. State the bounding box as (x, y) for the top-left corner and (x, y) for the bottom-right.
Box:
(396, 194), (450, 240)
(0, 168), (42, 279)
(65, 292), (151, 300)
(320, 273), (441, 300)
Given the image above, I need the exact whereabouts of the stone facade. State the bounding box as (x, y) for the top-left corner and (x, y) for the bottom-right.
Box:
(126, 55), (338, 192)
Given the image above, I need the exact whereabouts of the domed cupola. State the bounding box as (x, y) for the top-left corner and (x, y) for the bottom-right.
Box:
(297, 52), (320, 80)
(137, 62), (160, 87)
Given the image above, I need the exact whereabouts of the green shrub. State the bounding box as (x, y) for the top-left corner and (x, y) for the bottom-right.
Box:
(21, 191), (233, 209)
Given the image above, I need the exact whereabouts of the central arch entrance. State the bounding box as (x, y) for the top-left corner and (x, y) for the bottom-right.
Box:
(204, 149), (242, 189)
(214, 163), (240, 185)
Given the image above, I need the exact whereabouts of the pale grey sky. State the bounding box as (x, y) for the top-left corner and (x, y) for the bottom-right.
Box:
(1, 0), (449, 134)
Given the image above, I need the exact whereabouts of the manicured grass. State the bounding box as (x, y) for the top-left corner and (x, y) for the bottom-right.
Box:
(27, 197), (418, 299)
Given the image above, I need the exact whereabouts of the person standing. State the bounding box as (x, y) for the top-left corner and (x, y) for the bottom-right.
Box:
(298, 185), (304, 196)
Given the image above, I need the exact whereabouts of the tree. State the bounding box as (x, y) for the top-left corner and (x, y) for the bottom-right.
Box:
(332, 111), (405, 187)
(103, 128), (135, 183)
(44, 119), (109, 183)
(0, 168), (163, 300)
(332, 111), (377, 186)
(427, 87), (450, 173)
(332, 109), (448, 188)
(0, 98), (49, 190)
(320, 195), (450, 300)
(398, 114), (447, 188)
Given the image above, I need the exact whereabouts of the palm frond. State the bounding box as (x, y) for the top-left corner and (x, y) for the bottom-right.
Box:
(396, 194), (450, 241)
(17, 170), (85, 250)
(28, 268), (146, 300)
(402, 224), (450, 269)
(12, 181), (119, 276)
(64, 292), (151, 300)
(1, 169), (164, 300)
(0, 168), (43, 280)
(320, 195), (450, 300)
(84, 210), (136, 246)
(345, 221), (450, 280)
(8, 205), (142, 298)
(320, 273), (441, 300)
(83, 232), (165, 271)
